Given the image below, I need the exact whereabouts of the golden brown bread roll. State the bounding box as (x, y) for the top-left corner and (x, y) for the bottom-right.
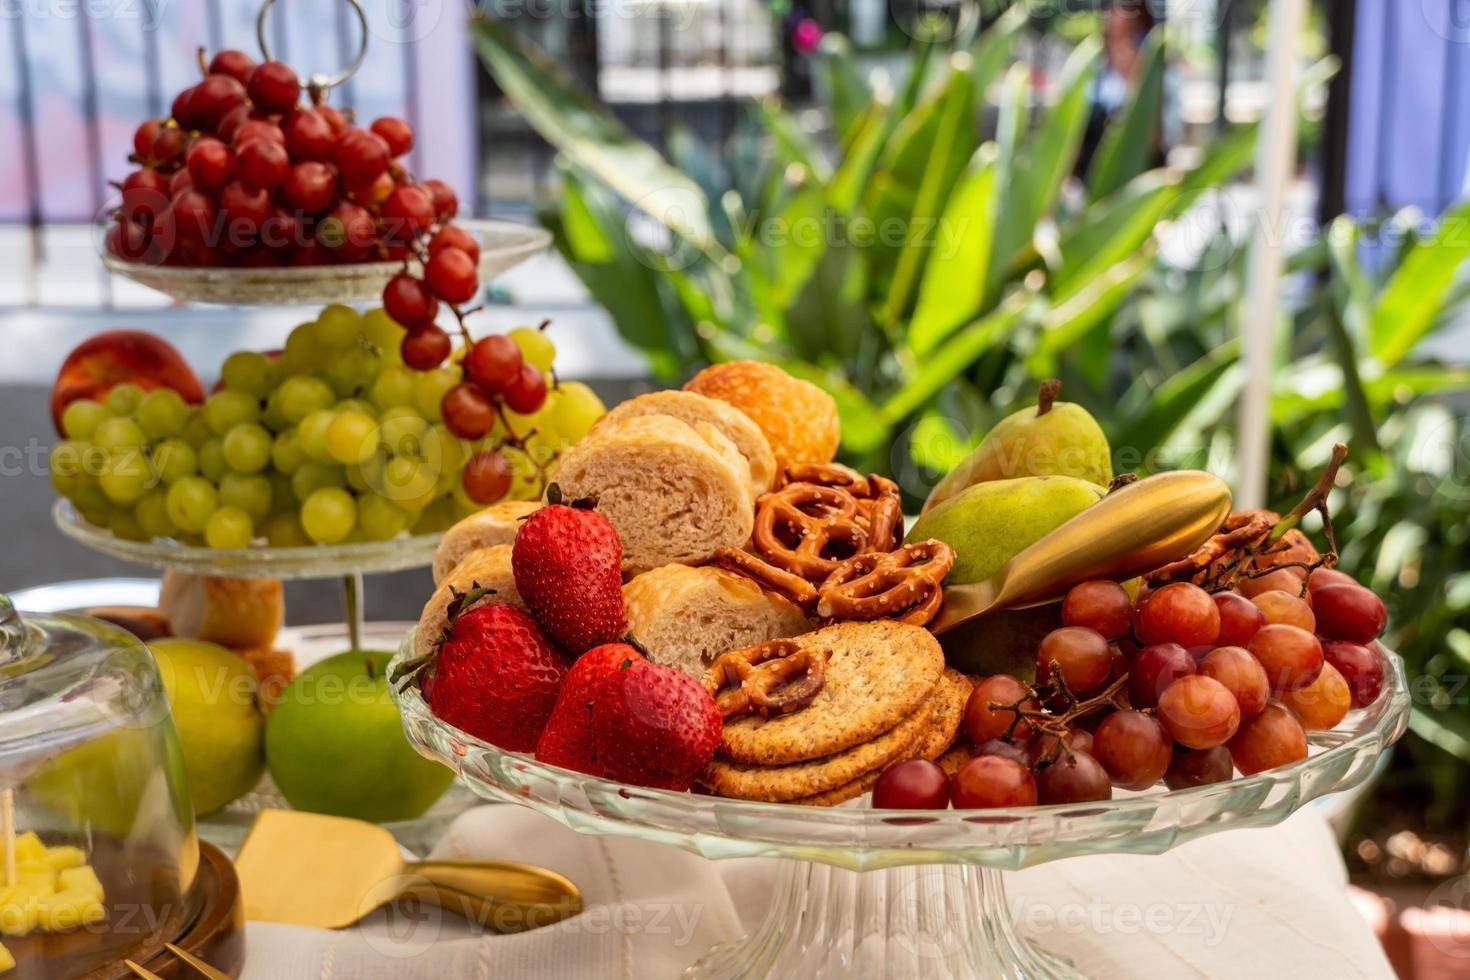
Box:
(594, 390), (777, 494)
(158, 572), (284, 649)
(684, 361), (840, 471)
(432, 500), (541, 585)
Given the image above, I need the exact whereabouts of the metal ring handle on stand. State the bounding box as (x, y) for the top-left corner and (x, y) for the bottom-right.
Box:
(256, 0), (369, 102)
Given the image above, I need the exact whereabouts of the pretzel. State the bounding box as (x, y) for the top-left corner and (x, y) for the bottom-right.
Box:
(777, 465), (904, 553)
(815, 539), (956, 627)
(703, 639), (832, 719)
(710, 547), (819, 610)
(752, 483), (870, 581)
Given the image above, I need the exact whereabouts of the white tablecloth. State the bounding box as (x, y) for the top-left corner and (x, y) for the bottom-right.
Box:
(241, 803), (1393, 979)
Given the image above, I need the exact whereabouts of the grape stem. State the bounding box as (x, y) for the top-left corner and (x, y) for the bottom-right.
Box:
(991, 671), (1130, 744)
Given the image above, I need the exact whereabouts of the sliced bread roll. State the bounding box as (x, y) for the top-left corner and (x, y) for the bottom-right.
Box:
(415, 545), (524, 661)
(432, 499), (541, 585)
(624, 564), (810, 679)
(551, 414), (754, 575)
(594, 390), (777, 494)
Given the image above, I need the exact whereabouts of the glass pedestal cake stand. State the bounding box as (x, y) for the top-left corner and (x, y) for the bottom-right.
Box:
(391, 630), (1411, 979)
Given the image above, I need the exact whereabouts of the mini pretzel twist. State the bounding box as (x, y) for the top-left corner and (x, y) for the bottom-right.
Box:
(752, 483), (870, 581)
(816, 539), (956, 627)
(710, 547), (818, 610)
(776, 465), (904, 553)
(702, 639), (832, 719)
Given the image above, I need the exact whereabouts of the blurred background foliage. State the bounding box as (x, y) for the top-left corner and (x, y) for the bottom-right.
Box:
(471, 11), (1470, 830)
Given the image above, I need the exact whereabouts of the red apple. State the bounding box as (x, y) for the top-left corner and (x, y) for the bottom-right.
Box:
(51, 330), (204, 432)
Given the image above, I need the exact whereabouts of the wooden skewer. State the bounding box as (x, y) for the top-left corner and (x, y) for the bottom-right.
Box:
(2, 788), (15, 888)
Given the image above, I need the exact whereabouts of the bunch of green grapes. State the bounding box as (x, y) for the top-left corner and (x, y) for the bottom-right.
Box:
(50, 306), (606, 549)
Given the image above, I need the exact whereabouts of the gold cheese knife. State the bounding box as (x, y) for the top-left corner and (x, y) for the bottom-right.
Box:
(930, 470), (1233, 634)
(235, 809), (582, 932)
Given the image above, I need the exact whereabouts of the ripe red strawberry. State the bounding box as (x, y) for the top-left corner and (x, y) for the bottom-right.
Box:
(424, 599), (569, 752)
(591, 658), (722, 791)
(512, 486), (626, 653)
(535, 643), (643, 775)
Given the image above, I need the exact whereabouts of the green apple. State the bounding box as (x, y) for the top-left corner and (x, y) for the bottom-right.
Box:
(149, 638), (267, 816)
(265, 650), (453, 823)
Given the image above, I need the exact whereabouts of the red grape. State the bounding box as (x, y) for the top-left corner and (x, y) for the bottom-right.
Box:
(133, 119), (162, 161)
(951, 755), (1037, 809)
(1134, 582), (1220, 648)
(1248, 624), (1324, 693)
(1279, 661), (1350, 731)
(1308, 567), (1359, 594)
(218, 180), (272, 240)
(231, 119), (285, 150)
(105, 218), (157, 262)
(259, 207), (299, 253)
(1157, 675), (1241, 749)
(503, 363), (548, 414)
(345, 170), (395, 208)
(1322, 641), (1384, 708)
(424, 246), (478, 304)
(317, 104), (349, 134)
(283, 108), (337, 162)
(1128, 642), (1196, 709)
(1312, 585), (1387, 643)
(289, 239), (331, 266)
(318, 202), (377, 261)
(1061, 581), (1133, 639)
(151, 126), (187, 166)
(168, 169), (194, 196)
(974, 738), (1030, 767)
(1252, 590), (1316, 631)
(1214, 592), (1266, 647)
(207, 49), (256, 85)
(1239, 567), (1307, 599)
(370, 116), (414, 157)
(216, 104), (252, 144)
(1197, 645), (1270, 717)
(465, 335), (523, 392)
(1026, 729), (1093, 766)
(422, 178), (459, 221)
(1164, 746), (1234, 790)
(1035, 750), (1111, 805)
(188, 74), (247, 132)
(1036, 627), (1112, 693)
(282, 161), (336, 214)
(462, 450), (512, 504)
(169, 189), (218, 243)
(120, 168), (169, 224)
(1226, 702), (1307, 775)
(872, 759), (950, 809)
(185, 137), (235, 190)
(401, 325), (451, 370)
(170, 85), (199, 129)
(247, 60), (300, 114)
(334, 128), (391, 186)
(963, 675), (1036, 743)
(381, 185), (435, 241)
(430, 224), (480, 264)
(1092, 710), (1172, 790)
(237, 138), (289, 190)
(383, 274), (439, 330)
(441, 383), (495, 439)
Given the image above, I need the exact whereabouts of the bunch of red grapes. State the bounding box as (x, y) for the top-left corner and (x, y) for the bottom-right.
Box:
(873, 566), (1389, 811)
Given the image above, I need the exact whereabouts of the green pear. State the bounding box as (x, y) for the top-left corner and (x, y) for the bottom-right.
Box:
(905, 475), (1106, 584)
(924, 380), (1112, 514)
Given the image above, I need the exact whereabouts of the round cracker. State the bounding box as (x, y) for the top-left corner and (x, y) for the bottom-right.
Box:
(714, 621), (944, 766)
(917, 669), (971, 761)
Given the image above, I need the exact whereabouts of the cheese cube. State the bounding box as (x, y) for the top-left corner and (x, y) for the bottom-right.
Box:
(10, 834), (44, 866)
(38, 891), (106, 931)
(43, 846), (86, 872)
(0, 940), (14, 972)
(57, 866), (104, 903)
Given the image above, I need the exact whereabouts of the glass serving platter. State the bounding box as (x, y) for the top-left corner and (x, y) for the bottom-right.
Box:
(390, 628), (1411, 979)
(99, 218), (551, 306)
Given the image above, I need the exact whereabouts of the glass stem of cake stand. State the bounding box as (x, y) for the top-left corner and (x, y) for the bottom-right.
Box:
(685, 860), (1080, 980)
(342, 573), (365, 651)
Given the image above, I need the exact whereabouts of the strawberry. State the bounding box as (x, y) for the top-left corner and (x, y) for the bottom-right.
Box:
(512, 485), (626, 653)
(591, 658), (722, 791)
(424, 597), (569, 752)
(535, 643), (643, 776)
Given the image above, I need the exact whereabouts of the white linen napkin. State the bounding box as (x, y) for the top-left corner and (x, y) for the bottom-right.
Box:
(242, 803), (1393, 979)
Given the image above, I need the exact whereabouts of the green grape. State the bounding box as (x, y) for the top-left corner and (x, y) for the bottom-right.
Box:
(134, 489), (175, 539)
(280, 322), (325, 375)
(381, 457), (437, 512)
(410, 496), (458, 535)
(355, 493), (408, 541)
(326, 411), (378, 465)
(297, 409), (338, 463)
(182, 412), (213, 447)
(108, 507), (146, 542)
(205, 506), (254, 549)
(334, 398), (377, 417)
(502, 446), (543, 501)
(136, 388), (191, 439)
(413, 366), (462, 422)
(219, 471), (273, 523)
(313, 305), (361, 348)
(508, 326), (556, 372)
(347, 451), (386, 494)
(300, 487), (357, 544)
(221, 423), (272, 473)
(419, 424), (466, 478)
(165, 476), (218, 532)
(268, 472), (297, 513)
(523, 429), (567, 471)
(203, 389), (261, 435)
(322, 345), (380, 398)
(265, 511), (312, 548)
(221, 350), (280, 397)
(94, 417), (148, 451)
(72, 483), (112, 526)
(450, 473), (481, 513)
(262, 389), (291, 433)
(378, 405), (428, 455)
(104, 383), (145, 415)
(198, 438), (227, 482)
(99, 451), (155, 504)
(291, 461), (345, 502)
(545, 381), (605, 441)
(371, 365), (417, 410)
(360, 308), (405, 356)
(271, 429), (306, 474)
(501, 406), (536, 442)
(61, 399), (107, 440)
(276, 375), (336, 424)
(50, 440), (94, 496)
(152, 438), (198, 483)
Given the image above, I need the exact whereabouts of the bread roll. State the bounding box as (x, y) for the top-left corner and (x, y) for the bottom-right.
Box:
(550, 414), (754, 575)
(415, 545), (524, 661)
(684, 361), (840, 470)
(594, 390), (777, 494)
(623, 564), (810, 679)
(432, 499), (541, 585)
(158, 572), (284, 649)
